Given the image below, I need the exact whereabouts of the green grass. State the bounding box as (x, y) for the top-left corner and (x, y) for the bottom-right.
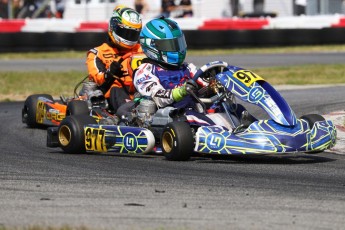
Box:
(253, 64), (345, 85)
(1, 45), (344, 101)
(0, 50), (86, 60)
(0, 71), (86, 101)
(1, 64), (344, 102)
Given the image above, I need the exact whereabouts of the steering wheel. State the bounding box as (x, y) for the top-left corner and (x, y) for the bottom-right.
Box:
(184, 61), (229, 113)
(192, 61), (229, 82)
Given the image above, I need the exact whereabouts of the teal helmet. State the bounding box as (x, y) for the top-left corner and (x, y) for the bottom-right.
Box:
(139, 17), (187, 67)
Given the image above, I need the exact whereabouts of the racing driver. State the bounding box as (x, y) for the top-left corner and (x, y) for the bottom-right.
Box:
(86, 5), (143, 114)
(133, 17), (252, 128)
(133, 17), (217, 126)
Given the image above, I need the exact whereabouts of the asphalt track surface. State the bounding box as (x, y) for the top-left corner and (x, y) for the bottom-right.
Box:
(1, 53), (345, 230)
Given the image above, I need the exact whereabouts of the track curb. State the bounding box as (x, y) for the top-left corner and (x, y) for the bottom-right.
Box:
(323, 110), (345, 155)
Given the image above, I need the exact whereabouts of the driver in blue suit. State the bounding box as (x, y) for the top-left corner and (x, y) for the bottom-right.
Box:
(133, 17), (215, 126)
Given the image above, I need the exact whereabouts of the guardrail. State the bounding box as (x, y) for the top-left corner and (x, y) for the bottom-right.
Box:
(1, 16), (344, 52)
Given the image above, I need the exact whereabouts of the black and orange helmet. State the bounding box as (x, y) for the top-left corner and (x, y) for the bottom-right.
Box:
(108, 5), (142, 50)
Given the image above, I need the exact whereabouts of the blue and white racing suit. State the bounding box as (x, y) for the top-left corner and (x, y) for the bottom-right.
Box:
(133, 61), (216, 126)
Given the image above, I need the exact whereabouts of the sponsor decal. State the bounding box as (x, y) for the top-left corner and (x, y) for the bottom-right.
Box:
(264, 97), (280, 115)
(248, 87), (264, 103)
(146, 82), (157, 92)
(155, 89), (171, 98)
(103, 53), (114, 58)
(206, 133), (226, 151)
(136, 74), (152, 84)
(123, 133), (138, 152)
(46, 109), (65, 122)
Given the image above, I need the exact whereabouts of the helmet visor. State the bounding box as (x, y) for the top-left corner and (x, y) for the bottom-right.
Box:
(111, 20), (140, 42)
(154, 35), (187, 52)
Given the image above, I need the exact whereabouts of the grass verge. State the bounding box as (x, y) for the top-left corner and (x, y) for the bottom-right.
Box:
(0, 64), (344, 102)
(0, 71), (85, 101)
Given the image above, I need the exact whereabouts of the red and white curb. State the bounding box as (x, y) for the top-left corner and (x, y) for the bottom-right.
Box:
(323, 111), (345, 155)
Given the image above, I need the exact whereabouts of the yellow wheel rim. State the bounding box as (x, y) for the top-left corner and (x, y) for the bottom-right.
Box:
(162, 132), (174, 153)
(59, 125), (71, 147)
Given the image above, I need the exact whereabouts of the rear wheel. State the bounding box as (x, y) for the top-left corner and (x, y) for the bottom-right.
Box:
(58, 115), (97, 154)
(161, 122), (194, 161)
(22, 94), (54, 128)
(66, 100), (89, 116)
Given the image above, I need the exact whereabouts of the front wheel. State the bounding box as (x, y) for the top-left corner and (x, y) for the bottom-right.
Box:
(300, 114), (325, 128)
(161, 122), (194, 161)
(58, 115), (97, 154)
(300, 114), (326, 154)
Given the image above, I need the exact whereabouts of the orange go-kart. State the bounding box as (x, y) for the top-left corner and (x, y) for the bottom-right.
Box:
(22, 52), (145, 128)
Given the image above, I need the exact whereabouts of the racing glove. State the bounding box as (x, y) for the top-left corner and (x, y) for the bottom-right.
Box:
(107, 61), (124, 77)
(172, 79), (198, 102)
(104, 61), (124, 85)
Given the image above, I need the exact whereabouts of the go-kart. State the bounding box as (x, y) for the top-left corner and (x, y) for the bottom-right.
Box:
(21, 52), (145, 128)
(47, 61), (337, 161)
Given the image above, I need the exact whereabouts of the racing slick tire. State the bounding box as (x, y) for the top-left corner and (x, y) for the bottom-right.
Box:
(300, 114), (326, 154)
(66, 100), (89, 116)
(58, 115), (97, 154)
(161, 121), (194, 161)
(22, 94), (54, 128)
(300, 114), (325, 128)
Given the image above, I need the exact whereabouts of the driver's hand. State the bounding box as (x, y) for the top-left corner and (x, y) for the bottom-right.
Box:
(108, 61), (124, 77)
(172, 79), (198, 102)
(185, 79), (198, 94)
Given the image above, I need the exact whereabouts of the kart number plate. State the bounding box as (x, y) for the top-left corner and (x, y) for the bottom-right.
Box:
(233, 70), (264, 87)
(85, 127), (107, 152)
(36, 101), (45, 124)
(130, 54), (145, 70)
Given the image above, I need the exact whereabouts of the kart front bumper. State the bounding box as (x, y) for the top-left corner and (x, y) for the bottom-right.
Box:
(194, 119), (337, 155)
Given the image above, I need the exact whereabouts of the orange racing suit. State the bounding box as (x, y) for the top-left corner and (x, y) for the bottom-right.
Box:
(86, 42), (143, 99)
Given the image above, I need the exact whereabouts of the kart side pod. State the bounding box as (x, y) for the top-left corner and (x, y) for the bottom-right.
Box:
(47, 115), (155, 155)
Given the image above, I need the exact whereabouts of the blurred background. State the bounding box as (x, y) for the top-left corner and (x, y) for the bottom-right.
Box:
(1, 0), (345, 20)
(1, 0), (345, 51)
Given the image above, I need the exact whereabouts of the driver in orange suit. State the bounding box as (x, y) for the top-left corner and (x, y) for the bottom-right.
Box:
(86, 5), (143, 114)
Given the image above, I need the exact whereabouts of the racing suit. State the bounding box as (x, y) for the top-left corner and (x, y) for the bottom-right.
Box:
(133, 59), (215, 126)
(86, 42), (142, 112)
